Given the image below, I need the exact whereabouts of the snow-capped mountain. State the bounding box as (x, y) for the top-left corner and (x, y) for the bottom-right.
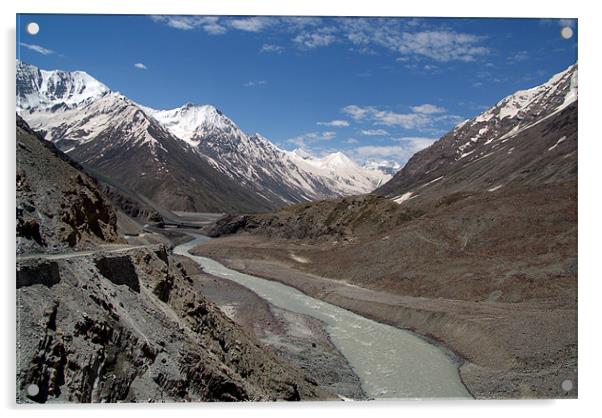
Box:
(287, 150), (392, 194)
(16, 61), (388, 212)
(377, 63), (578, 205)
(17, 60), (109, 111)
(144, 102), (388, 203)
(362, 159), (402, 176)
(16, 61), (277, 212)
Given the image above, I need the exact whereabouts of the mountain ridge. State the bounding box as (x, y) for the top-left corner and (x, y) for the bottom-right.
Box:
(376, 63), (577, 204)
(17, 60), (391, 211)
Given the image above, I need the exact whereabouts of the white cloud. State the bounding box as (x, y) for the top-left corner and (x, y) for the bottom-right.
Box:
(350, 145), (412, 161)
(151, 16), (492, 62)
(286, 131), (336, 148)
(394, 136), (438, 152)
(243, 80), (267, 87)
(338, 19), (490, 62)
(396, 31), (489, 62)
(317, 119), (349, 127)
(19, 42), (53, 55)
(228, 17), (275, 32)
(342, 105), (433, 129)
(349, 136), (437, 163)
(150, 16), (226, 34)
(509, 51), (529, 62)
(342, 103), (463, 132)
(346, 138), (359, 144)
(372, 110), (431, 128)
(360, 129), (390, 136)
(134, 63), (147, 70)
(341, 105), (376, 120)
(293, 28), (337, 49)
(411, 104), (446, 114)
(260, 44), (285, 54)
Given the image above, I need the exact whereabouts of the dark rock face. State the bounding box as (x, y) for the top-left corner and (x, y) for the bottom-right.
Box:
(17, 261), (61, 289)
(205, 194), (422, 241)
(94, 256), (140, 292)
(16, 246), (330, 403)
(205, 214), (251, 238)
(16, 218), (45, 247)
(16, 117), (121, 254)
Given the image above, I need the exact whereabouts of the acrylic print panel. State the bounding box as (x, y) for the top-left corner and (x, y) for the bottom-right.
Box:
(16, 14), (577, 402)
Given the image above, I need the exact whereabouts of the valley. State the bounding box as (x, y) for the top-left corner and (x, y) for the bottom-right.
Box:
(16, 58), (578, 402)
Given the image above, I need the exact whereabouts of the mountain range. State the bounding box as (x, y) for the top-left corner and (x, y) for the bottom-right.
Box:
(16, 61), (391, 212)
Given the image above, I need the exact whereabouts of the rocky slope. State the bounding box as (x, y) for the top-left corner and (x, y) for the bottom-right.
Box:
(16, 115), (121, 254)
(16, 246), (330, 402)
(376, 64), (577, 205)
(16, 117), (331, 403)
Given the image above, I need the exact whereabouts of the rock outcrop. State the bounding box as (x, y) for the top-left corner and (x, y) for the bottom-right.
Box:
(16, 246), (330, 403)
(16, 116), (121, 254)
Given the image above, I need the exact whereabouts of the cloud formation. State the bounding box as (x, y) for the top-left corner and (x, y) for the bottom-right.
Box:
(19, 42), (53, 55)
(317, 119), (349, 127)
(151, 16), (491, 62)
(150, 16), (227, 34)
(229, 17), (275, 32)
(349, 136), (437, 163)
(360, 129), (390, 136)
(411, 104), (445, 114)
(260, 44), (285, 54)
(342, 105), (431, 129)
(134, 63), (148, 70)
(287, 131), (336, 148)
(293, 28), (337, 49)
(243, 80), (267, 87)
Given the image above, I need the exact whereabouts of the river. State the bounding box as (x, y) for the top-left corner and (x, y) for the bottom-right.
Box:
(174, 234), (471, 400)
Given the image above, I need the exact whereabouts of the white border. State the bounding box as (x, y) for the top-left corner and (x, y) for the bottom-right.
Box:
(2, 1), (599, 418)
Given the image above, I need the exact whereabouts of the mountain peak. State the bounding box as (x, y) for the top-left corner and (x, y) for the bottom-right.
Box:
(376, 62), (578, 202)
(321, 151), (353, 166)
(291, 148), (313, 159)
(17, 61), (110, 111)
(144, 102), (238, 143)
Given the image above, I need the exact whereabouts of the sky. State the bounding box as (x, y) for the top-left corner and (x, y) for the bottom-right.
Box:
(16, 14), (577, 165)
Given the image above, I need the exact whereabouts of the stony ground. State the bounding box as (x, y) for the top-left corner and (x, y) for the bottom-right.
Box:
(16, 245), (332, 403)
(16, 116), (122, 255)
(175, 255), (366, 399)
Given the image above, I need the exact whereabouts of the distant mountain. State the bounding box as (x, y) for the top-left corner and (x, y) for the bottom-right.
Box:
(286, 149), (392, 194)
(17, 61), (387, 212)
(376, 64), (578, 205)
(17, 62), (279, 213)
(362, 159), (402, 177)
(145, 103), (389, 204)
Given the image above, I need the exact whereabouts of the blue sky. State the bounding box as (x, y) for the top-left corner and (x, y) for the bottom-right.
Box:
(17, 14), (577, 164)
